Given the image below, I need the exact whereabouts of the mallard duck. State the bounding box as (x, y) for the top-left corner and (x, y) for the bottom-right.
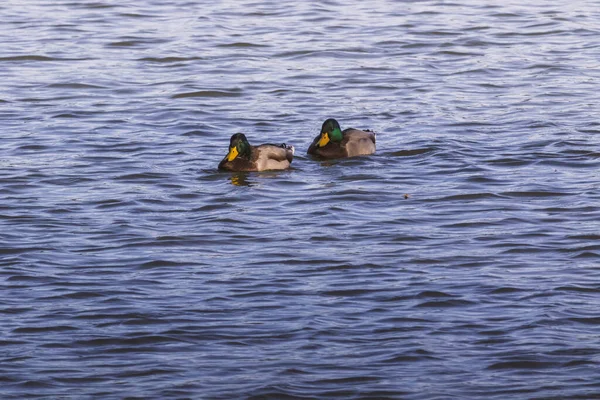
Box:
(307, 118), (376, 159)
(218, 133), (295, 172)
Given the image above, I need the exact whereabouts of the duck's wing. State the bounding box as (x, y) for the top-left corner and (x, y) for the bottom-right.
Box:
(342, 128), (376, 157)
(254, 143), (294, 171)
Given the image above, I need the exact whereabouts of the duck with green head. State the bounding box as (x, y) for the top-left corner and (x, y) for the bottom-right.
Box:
(307, 118), (376, 159)
(218, 133), (295, 172)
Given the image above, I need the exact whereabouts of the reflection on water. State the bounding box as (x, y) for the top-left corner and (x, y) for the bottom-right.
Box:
(229, 172), (254, 187)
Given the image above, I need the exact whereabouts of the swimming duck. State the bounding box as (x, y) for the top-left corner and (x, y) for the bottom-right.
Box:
(218, 133), (295, 172)
(307, 118), (376, 159)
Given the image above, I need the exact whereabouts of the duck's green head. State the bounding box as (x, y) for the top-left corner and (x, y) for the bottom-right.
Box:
(226, 133), (251, 161)
(317, 118), (343, 147)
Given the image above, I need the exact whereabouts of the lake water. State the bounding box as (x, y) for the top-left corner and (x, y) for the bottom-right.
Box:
(2, 1), (600, 399)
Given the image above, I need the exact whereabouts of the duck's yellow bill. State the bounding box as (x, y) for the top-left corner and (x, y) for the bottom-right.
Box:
(318, 132), (330, 147)
(227, 146), (239, 161)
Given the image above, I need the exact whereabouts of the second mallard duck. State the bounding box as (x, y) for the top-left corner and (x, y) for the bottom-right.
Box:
(307, 118), (376, 159)
(218, 133), (294, 172)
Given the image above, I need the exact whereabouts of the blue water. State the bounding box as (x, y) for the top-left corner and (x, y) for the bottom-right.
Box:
(2, 1), (600, 398)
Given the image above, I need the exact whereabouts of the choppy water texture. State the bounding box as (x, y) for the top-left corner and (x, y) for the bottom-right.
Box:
(2, 0), (600, 398)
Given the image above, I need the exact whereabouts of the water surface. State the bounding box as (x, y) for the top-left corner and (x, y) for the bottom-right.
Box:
(2, 1), (600, 399)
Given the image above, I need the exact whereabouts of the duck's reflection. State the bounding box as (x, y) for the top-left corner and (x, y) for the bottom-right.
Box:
(229, 173), (254, 187)
(228, 170), (292, 186)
